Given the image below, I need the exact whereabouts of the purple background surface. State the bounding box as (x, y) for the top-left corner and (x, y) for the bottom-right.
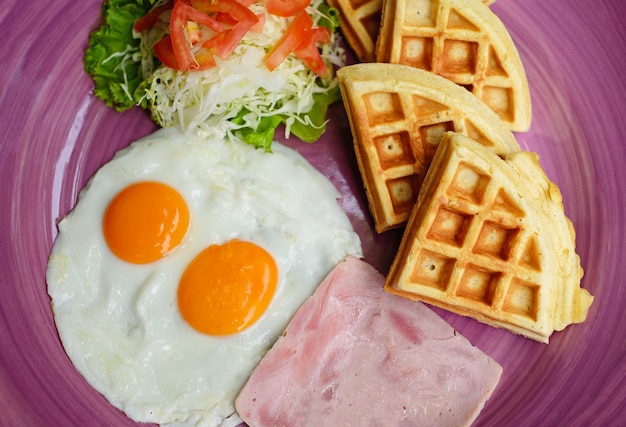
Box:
(1, 0), (625, 426)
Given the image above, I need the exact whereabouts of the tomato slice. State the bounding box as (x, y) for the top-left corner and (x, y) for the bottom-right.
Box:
(191, 0), (259, 59)
(264, 12), (331, 76)
(133, 0), (174, 32)
(215, 11), (238, 27)
(294, 26), (330, 77)
(202, 31), (226, 50)
(266, 0), (309, 17)
(310, 26), (331, 45)
(153, 35), (180, 69)
(214, 9), (263, 30)
(250, 12), (265, 33)
(263, 11), (312, 72)
(170, 0), (196, 70)
(180, 2), (225, 33)
(194, 49), (218, 70)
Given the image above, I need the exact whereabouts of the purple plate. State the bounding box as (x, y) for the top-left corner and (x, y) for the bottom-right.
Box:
(1, 0), (624, 425)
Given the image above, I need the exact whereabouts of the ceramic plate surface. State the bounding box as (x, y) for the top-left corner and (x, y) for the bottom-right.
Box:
(1, 0), (625, 425)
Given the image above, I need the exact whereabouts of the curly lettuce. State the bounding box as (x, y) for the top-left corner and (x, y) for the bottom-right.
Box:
(84, 0), (157, 111)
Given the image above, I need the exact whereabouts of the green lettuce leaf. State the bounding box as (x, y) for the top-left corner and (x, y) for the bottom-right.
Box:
(290, 84), (341, 143)
(232, 83), (341, 150)
(316, 2), (341, 32)
(84, 0), (156, 111)
(233, 113), (283, 152)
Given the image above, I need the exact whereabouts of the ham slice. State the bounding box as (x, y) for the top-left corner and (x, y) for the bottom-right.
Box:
(235, 256), (502, 426)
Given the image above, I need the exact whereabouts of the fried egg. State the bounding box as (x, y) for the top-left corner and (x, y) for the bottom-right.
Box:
(46, 127), (362, 426)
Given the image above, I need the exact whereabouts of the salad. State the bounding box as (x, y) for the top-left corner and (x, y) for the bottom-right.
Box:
(84, 0), (344, 150)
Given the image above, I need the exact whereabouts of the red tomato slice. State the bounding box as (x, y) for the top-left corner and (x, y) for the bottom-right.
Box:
(202, 31), (226, 50)
(170, 0), (196, 70)
(294, 27), (330, 77)
(250, 13), (265, 33)
(266, 0), (309, 17)
(195, 50), (218, 70)
(263, 11), (312, 72)
(211, 24), (249, 59)
(191, 0), (259, 59)
(214, 9), (262, 30)
(133, 0), (174, 32)
(180, 2), (225, 33)
(215, 11), (238, 27)
(310, 26), (331, 44)
(193, 0), (258, 8)
(153, 35), (180, 69)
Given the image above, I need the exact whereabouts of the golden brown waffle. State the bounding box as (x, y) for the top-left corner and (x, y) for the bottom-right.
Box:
(329, 0), (496, 63)
(385, 132), (593, 343)
(376, 0), (531, 132)
(327, 0), (383, 62)
(337, 63), (519, 233)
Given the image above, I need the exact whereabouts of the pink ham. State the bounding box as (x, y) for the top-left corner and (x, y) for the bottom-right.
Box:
(235, 256), (502, 426)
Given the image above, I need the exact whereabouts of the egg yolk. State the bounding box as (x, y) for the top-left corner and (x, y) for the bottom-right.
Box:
(103, 181), (189, 264)
(178, 240), (278, 335)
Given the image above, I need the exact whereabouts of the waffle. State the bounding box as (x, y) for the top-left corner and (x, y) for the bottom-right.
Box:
(384, 132), (593, 343)
(328, 0), (496, 63)
(336, 63), (519, 233)
(327, 0), (383, 62)
(376, 0), (531, 132)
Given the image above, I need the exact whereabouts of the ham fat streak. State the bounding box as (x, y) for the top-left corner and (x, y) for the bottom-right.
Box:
(235, 256), (502, 426)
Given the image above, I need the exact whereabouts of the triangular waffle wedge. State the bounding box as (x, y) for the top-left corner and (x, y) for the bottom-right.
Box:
(327, 0), (383, 62)
(376, 0), (531, 132)
(337, 63), (519, 233)
(384, 132), (593, 343)
(328, 0), (496, 63)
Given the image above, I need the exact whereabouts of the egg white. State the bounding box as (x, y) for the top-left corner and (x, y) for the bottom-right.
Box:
(46, 127), (362, 426)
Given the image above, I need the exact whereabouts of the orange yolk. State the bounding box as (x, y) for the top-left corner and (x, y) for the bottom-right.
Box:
(103, 181), (189, 264)
(178, 240), (278, 335)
